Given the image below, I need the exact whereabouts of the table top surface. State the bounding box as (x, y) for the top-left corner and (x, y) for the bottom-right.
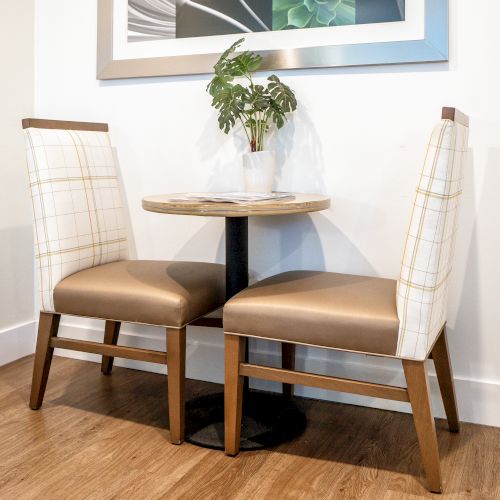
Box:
(142, 193), (330, 217)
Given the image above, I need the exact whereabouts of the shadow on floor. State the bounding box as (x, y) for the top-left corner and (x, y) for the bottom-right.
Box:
(47, 356), (472, 481)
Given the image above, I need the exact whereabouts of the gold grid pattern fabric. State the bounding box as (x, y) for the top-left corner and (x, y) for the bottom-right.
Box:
(396, 119), (469, 360)
(24, 127), (129, 312)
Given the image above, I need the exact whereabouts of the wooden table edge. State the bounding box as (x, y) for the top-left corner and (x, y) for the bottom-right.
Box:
(141, 196), (331, 218)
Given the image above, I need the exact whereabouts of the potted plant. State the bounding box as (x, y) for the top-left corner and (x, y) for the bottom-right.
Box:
(207, 38), (297, 192)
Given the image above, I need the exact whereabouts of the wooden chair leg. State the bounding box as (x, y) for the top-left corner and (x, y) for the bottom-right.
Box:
(225, 334), (245, 456)
(30, 312), (61, 410)
(403, 359), (442, 493)
(167, 327), (186, 445)
(101, 320), (121, 375)
(282, 342), (296, 398)
(431, 327), (460, 432)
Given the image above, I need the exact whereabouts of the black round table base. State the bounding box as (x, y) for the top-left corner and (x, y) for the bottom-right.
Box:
(185, 390), (307, 451)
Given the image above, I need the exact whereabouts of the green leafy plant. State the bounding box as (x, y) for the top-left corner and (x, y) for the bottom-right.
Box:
(273, 0), (356, 30)
(207, 38), (297, 152)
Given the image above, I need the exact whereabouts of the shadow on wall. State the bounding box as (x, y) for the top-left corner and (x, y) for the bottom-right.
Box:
(112, 147), (138, 260)
(249, 212), (376, 282)
(171, 218), (225, 265)
(201, 98), (326, 193)
(451, 147), (500, 419)
(198, 107), (241, 192)
(0, 225), (35, 328)
(269, 104), (326, 194)
(97, 61), (451, 91)
(250, 214), (327, 282)
(169, 209), (376, 286)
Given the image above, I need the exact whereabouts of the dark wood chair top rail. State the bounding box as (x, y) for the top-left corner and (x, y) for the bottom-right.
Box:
(441, 107), (469, 127)
(22, 118), (109, 132)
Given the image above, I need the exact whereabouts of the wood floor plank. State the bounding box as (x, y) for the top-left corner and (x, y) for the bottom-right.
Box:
(0, 355), (498, 499)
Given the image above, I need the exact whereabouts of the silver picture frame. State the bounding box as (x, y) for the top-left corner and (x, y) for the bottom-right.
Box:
(97, 0), (448, 80)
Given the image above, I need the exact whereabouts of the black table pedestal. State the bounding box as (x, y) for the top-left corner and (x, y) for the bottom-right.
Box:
(185, 217), (306, 450)
(225, 217), (249, 301)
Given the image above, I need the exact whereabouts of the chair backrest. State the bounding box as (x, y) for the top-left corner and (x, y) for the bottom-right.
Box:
(396, 108), (469, 360)
(23, 118), (129, 313)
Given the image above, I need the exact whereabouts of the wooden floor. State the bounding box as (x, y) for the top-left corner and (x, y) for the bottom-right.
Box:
(0, 356), (499, 499)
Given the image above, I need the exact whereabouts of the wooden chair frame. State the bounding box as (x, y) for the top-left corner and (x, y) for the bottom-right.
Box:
(24, 118), (225, 445)
(225, 326), (459, 493)
(31, 313), (190, 444)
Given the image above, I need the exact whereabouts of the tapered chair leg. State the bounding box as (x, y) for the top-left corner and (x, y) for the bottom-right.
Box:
(225, 334), (245, 456)
(167, 327), (186, 445)
(30, 312), (61, 410)
(101, 320), (121, 375)
(403, 360), (442, 493)
(282, 342), (296, 398)
(431, 327), (460, 432)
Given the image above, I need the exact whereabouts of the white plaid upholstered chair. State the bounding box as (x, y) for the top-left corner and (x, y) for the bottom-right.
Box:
(223, 108), (469, 492)
(23, 118), (226, 444)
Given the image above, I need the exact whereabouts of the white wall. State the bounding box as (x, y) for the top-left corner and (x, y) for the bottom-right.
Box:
(0, 0), (36, 364)
(33, 0), (500, 426)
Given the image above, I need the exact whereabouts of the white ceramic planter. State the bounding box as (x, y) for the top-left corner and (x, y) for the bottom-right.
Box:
(242, 151), (276, 193)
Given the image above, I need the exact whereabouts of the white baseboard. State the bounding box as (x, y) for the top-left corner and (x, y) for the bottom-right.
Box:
(0, 321), (36, 367)
(47, 320), (500, 428)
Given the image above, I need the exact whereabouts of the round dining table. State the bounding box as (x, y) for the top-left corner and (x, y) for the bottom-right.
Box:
(142, 193), (331, 450)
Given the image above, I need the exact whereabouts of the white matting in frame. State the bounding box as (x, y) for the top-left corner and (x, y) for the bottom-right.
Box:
(97, 0), (448, 79)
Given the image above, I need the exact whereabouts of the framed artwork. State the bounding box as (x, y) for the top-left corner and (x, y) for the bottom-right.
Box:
(97, 0), (448, 79)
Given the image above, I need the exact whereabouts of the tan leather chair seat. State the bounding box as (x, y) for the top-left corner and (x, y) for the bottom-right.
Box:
(54, 260), (225, 328)
(224, 271), (399, 356)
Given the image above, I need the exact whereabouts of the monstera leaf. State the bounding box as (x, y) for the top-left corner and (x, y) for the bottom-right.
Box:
(273, 0), (356, 30)
(213, 38), (244, 75)
(266, 76), (297, 129)
(267, 76), (297, 114)
(211, 84), (248, 134)
(228, 51), (263, 77)
(207, 38), (245, 97)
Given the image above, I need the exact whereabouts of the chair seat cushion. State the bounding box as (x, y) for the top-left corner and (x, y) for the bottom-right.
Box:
(54, 260), (225, 327)
(224, 271), (399, 356)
